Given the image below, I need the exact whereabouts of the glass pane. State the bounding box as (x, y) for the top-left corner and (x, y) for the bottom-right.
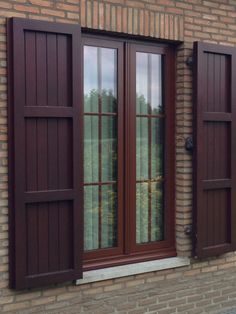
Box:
(101, 185), (117, 248)
(136, 53), (148, 114)
(136, 182), (149, 243)
(102, 117), (117, 182)
(151, 182), (164, 241)
(151, 118), (164, 179)
(84, 185), (99, 250)
(84, 116), (99, 183)
(101, 49), (117, 113)
(136, 51), (164, 245)
(84, 46), (117, 113)
(84, 46), (99, 113)
(136, 117), (148, 180)
(150, 54), (162, 114)
(83, 45), (118, 252)
(136, 52), (163, 114)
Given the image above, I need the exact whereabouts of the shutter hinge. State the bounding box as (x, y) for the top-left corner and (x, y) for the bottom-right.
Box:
(186, 56), (194, 67)
(184, 225), (192, 236)
(185, 136), (194, 153)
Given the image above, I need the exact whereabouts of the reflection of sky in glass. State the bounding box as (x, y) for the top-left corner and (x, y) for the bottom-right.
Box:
(84, 46), (117, 97)
(84, 46), (98, 95)
(137, 53), (148, 105)
(136, 52), (162, 113)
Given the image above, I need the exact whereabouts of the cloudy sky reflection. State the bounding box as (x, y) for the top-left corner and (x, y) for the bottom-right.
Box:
(136, 52), (162, 114)
(83, 46), (162, 114)
(84, 46), (117, 97)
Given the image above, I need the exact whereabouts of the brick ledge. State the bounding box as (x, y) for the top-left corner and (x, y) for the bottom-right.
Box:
(76, 257), (190, 285)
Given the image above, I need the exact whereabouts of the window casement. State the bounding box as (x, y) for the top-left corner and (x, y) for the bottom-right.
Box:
(82, 35), (176, 270)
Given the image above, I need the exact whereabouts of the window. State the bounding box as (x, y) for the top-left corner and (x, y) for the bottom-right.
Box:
(8, 18), (176, 288)
(8, 18), (236, 289)
(82, 36), (176, 270)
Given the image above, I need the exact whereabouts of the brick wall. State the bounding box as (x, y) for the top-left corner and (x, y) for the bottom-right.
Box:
(0, 0), (236, 313)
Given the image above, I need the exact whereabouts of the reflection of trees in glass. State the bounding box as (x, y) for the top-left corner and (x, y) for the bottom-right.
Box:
(101, 185), (117, 248)
(136, 93), (164, 244)
(83, 89), (165, 250)
(136, 183), (164, 243)
(136, 94), (163, 115)
(84, 89), (118, 251)
(84, 89), (117, 113)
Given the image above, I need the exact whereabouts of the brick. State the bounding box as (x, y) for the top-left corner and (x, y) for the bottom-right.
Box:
(82, 287), (103, 295)
(126, 279), (145, 287)
(14, 4), (40, 13)
(218, 262), (235, 270)
(41, 8), (65, 17)
(104, 283), (124, 292)
(56, 3), (79, 12)
(15, 291), (41, 301)
(0, 1), (12, 9)
(29, 0), (52, 7)
(3, 301), (30, 312)
(0, 296), (14, 305)
(31, 296), (56, 306)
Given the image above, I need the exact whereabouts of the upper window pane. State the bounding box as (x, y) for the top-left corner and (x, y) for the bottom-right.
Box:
(136, 52), (163, 115)
(84, 46), (117, 113)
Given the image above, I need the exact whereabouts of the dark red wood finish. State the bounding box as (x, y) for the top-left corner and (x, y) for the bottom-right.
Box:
(82, 37), (124, 262)
(128, 43), (176, 255)
(7, 17), (83, 289)
(193, 42), (236, 258)
(82, 35), (176, 270)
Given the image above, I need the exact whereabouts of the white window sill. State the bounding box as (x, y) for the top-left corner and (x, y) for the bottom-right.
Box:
(76, 257), (190, 285)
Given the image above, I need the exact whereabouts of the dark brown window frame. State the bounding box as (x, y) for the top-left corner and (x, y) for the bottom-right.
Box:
(82, 33), (176, 271)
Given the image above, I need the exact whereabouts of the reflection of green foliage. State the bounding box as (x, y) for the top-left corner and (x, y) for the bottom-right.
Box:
(84, 186), (117, 251)
(84, 89), (118, 184)
(84, 89), (117, 113)
(84, 90), (165, 251)
(84, 88), (118, 251)
(136, 93), (164, 243)
(101, 187), (117, 248)
(136, 93), (163, 115)
(136, 183), (164, 244)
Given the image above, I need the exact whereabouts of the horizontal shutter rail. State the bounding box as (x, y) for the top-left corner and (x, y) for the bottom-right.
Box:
(12, 18), (79, 36)
(203, 112), (232, 122)
(27, 269), (73, 279)
(203, 243), (231, 251)
(202, 244), (231, 255)
(202, 179), (231, 190)
(25, 190), (74, 203)
(24, 107), (73, 117)
(25, 270), (75, 289)
(198, 42), (236, 55)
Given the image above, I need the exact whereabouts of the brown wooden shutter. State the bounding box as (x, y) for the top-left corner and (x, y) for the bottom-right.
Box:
(7, 18), (83, 289)
(193, 41), (236, 258)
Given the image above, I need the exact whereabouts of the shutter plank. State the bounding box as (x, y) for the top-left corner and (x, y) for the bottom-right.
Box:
(47, 34), (58, 107)
(8, 18), (83, 289)
(193, 42), (236, 258)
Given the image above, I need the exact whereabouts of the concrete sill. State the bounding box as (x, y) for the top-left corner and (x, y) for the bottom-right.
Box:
(76, 257), (190, 285)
